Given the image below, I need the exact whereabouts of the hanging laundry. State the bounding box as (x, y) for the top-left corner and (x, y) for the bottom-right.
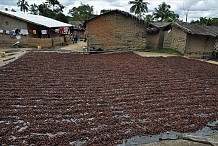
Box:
(59, 27), (64, 36)
(28, 30), (33, 34)
(8, 30), (16, 39)
(15, 29), (20, 35)
(5, 30), (10, 34)
(64, 27), (69, 34)
(41, 30), (47, 35)
(9, 30), (16, 36)
(33, 30), (37, 34)
(20, 29), (28, 35)
(0, 30), (3, 33)
(55, 29), (59, 33)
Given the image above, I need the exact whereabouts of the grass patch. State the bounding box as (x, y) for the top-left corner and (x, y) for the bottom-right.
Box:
(155, 48), (183, 56)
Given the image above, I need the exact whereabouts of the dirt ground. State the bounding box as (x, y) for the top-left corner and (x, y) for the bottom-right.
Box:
(58, 40), (87, 52)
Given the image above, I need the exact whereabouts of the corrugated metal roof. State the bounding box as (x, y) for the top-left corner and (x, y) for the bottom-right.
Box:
(173, 22), (218, 37)
(0, 10), (72, 28)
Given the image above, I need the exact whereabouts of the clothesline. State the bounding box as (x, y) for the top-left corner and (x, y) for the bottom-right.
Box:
(0, 27), (69, 36)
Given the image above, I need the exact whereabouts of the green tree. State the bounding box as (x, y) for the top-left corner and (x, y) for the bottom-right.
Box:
(191, 17), (213, 26)
(145, 14), (154, 23)
(38, 1), (68, 21)
(46, 0), (60, 11)
(53, 4), (65, 13)
(29, 3), (38, 15)
(100, 9), (111, 14)
(55, 12), (68, 23)
(153, 2), (179, 22)
(17, 0), (29, 13)
(211, 18), (218, 26)
(68, 3), (95, 21)
(38, 2), (55, 18)
(165, 12), (179, 22)
(129, 0), (149, 18)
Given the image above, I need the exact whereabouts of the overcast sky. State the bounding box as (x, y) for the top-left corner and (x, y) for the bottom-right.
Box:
(0, 0), (217, 22)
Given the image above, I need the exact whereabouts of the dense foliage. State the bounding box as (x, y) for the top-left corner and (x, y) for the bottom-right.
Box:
(68, 3), (95, 21)
(14, 0), (218, 24)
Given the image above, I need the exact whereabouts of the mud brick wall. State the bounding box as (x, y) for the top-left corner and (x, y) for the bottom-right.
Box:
(0, 34), (28, 46)
(86, 13), (146, 51)
(170, 26), (187, 54)
(163, 31), (172, 48)
(75, 30), (85, 39)
(0, 13), (27, 31)
(185, 34), (215, 58)
(167, 25), (215, 58)
(28, 35), (71, 49)
(146, 32), (160, 49)
(28, 38), (57, 48)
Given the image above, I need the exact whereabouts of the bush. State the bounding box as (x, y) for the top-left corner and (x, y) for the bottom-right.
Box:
(156, 48), (183, 56)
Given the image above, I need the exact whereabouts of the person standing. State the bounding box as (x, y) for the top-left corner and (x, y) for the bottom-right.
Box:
(72, 31), (78, 44)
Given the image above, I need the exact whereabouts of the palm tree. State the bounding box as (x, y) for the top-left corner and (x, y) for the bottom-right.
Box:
(129, 0), (149, 18)
(191, 17), (213, 26)
(165, 12), (179, 22)
(46, 0), (60, 11)
(17, 0), (29, 13)
(54, 4), (65, 13)
(29, 3), (38, 15)
(145, 14), (154, 23)
(153, 2), (171, 22)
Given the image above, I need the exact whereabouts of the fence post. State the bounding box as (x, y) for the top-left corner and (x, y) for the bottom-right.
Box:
(51, 38), (55, 49)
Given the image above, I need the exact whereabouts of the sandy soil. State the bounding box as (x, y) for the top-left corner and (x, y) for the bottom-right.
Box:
(0, 48), (31, 67)
(58, 41), (87, 52)
(143, 134), (218, 146)
(134, 51), (177, 57)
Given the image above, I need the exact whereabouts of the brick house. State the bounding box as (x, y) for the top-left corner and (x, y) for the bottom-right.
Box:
(85, 10), (147, 51)
(0, 10), (72, 48)
(163, 22), (218, 58)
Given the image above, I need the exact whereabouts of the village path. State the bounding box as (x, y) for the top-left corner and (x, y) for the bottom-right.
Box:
(58, 40), (87, 52)
(142, 134), (218, 146)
